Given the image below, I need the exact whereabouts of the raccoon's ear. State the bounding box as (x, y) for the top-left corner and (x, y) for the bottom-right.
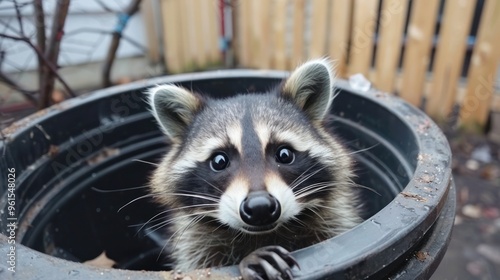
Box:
(148, 84), (203, 142)
(281, 59), (334, 122)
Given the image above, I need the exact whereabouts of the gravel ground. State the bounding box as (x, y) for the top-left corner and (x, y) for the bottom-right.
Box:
(432, 134), (500, 280)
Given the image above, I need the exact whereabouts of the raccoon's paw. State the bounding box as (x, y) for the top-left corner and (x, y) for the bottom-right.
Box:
(239, 246), (299, 280)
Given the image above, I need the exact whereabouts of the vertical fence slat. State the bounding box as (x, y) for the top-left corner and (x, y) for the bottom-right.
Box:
(237, 0), (251, 67)
(399, 0), (440, 107)
(199, 0), (211, 65)
(460, 0), (500, 126)
(426, 0), (476, 119)
(196, 0), (212, 67)
(290, 0), (305, 68)
(309, 0), (329, 59)
(177, 0), (191, 69)
(328, 0), (351, 78)
(162, 0), (184, 73)
(272, 0), (288, 70)
(142, 0), (161, 64)
(374, 0), (409, 92)
(191, 0), (205, 67)
(259, 0), (271, 68)
(248, 0), (271, 68)
(348, 0), (379, 77)
(207, 0), (220, 64)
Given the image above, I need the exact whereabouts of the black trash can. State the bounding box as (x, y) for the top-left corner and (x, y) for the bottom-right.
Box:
(0, 70), (455, 279)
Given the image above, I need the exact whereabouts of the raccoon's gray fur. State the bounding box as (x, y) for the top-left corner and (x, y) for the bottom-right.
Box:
(148, 59), (362, 280)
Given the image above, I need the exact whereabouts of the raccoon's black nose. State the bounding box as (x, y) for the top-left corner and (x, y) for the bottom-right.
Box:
(240, 191), (281, 226)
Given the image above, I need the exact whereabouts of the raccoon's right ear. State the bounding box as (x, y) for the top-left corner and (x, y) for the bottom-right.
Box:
(281, 59), (335, 122)
(148, 85), (203, 142)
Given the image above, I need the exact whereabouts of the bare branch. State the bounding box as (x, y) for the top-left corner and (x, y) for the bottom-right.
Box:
(0, 33), (75, 99)
(102, 0), (142, 87)
(33, 0), (46, 52)
(33, 0), (46, 97)
(0, 18), (21, 35)
(39, 0), (71, 109)
(65, 27), (147, 52)
(0, 33), (26, 41)
(94, 0), (115, 13)
(13, 0), (25, 36)
(0, 1), (32, 11)
(0, 71), (38, 106)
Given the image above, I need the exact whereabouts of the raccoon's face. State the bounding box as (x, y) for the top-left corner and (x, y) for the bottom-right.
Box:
(149, 60), (354, 235)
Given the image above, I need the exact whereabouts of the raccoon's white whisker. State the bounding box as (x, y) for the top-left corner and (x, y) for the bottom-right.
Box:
(146, 218), (186, 235)
(297, 210), (325, 226)
(232, 230), (245, 244)
(133, 203), (218, 228)
(170, 189), (221, 200)
(275, 227), (294, 243)
(306, 204), (337, 212)
(130, 209), (170, 228)
(149, 210), (218, 232)
(159, 215), (204, 261)
(210, 221), (227, 233)
(189, 171), (224, 194)
(295, 183), (334, 198)
(202, 252), (214, 269)
(288, 161), (320, 188)
(331, 89), (341, 101)
(91, 185), (149, 193)
(174, 215), (206, 246)
(167, 193), (220, 203)
(340, 144), (379, 158)
(152, 213), (217, 258)
(147, 210), (216, 232)
(118, 193), (157, 212)
(290, 166), (327, 191)
(136, 204), (218, 234)
(132, 159), (159, 166)
(294, 181), (332, 193)
(290, 164), (324, 190)
(335, 181), (382, 196)
(170, 203), (220, 211)
(290, 215), (308, 227)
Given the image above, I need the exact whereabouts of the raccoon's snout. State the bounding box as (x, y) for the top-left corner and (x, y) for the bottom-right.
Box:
(239, 191), (281, 226)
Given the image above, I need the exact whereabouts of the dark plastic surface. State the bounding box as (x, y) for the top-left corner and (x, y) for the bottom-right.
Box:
(0, 70), (454, 279)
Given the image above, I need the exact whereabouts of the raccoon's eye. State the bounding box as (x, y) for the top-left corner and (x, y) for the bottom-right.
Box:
(276, 146), (295, 164)
(210, 152), (229, 171)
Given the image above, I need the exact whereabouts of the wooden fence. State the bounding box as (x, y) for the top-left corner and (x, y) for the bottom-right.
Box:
(157, 0), (500, 128)
(159, 0), (221, 73)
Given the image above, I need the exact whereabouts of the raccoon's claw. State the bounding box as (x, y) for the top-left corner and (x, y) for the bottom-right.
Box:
(239, 246), (298, 280)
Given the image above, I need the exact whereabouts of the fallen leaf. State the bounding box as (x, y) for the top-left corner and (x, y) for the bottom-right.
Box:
(465, 159), (480, 171)
(48, 145), (59, 157)
(87, 148), (120, 165)
(401, 192), (427, 202)
(84, 251), (116, 268)
(415, 251), (429, 261)
(462, 204), (482, 218)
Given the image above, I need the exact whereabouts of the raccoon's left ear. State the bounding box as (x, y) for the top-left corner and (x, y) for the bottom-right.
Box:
(281, 59), (335, 122)
(148, 84), (203, 142)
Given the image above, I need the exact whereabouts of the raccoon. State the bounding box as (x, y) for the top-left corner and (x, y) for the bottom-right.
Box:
(148, 59), (362, 280)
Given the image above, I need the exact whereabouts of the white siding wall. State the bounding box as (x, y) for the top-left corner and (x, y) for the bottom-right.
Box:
(0, 0), (147, 73)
